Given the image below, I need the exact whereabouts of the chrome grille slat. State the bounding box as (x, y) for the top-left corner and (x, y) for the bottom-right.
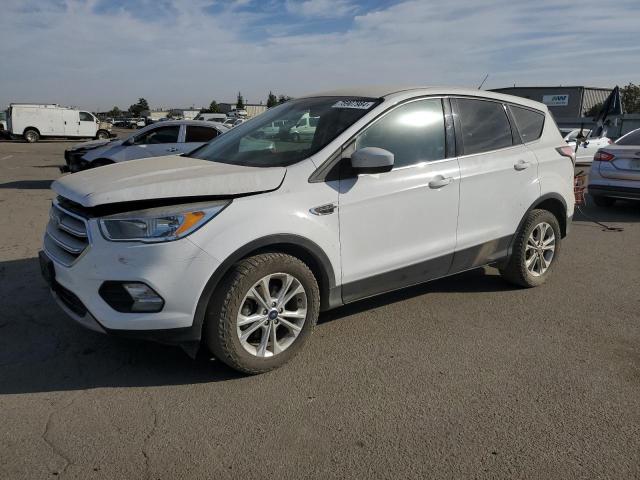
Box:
(45, 202), (90, 266)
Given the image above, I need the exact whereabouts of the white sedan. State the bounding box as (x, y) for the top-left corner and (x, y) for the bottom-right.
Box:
(562, 128), (611, 164)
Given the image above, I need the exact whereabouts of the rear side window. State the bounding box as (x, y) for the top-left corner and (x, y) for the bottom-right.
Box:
(616, 129), (640, 145)
(510, 105), (545, 143)
(455, 98), (513, 155)
(185, 126), (219, 143)
(355, 98), (446, 168)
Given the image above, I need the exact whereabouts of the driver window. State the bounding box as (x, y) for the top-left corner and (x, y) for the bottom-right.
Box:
(355, 98), (446, 168)
(79, 112), (94, 122)
(135, 126), (180, 145)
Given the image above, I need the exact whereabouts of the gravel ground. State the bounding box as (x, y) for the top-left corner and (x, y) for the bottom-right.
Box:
(0, 135), (639, 479)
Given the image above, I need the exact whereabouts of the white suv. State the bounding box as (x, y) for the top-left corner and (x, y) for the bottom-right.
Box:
(41, 87), (575, 374)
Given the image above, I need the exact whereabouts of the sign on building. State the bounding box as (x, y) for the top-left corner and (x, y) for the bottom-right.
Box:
(542, 94), (569, 106)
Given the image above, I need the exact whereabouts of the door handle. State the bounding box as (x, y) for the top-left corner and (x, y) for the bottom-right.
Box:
(428, 176), (453, 189)
(514, 160), (531, 170)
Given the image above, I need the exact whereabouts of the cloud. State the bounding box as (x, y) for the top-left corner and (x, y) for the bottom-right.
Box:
(285, 0), (357, 18)
(0, 0), (638, 110)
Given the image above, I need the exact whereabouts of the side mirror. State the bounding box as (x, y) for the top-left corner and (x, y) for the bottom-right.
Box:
(350, 147), (394, 173)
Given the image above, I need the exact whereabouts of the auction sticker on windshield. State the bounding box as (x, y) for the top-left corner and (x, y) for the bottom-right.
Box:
(333, 100), (376, 109)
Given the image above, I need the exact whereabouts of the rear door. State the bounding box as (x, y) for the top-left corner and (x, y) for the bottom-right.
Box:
(124, 124), (181, 160)
(181, 125), (221, 154)
(450, 97), (539, 271)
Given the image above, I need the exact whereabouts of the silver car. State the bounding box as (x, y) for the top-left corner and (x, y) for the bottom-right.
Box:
(63, 120), (228, 172)
(587, 127), (640, 206)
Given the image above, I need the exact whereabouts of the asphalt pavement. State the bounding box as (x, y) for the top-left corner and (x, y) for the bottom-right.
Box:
(1, 135), (639, 479)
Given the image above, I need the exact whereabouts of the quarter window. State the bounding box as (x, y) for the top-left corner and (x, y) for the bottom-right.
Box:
(355, 98), (446, 168)
(455, 98), (513, 155)
(510, 105), (545, 143)
(185, 126), (219, 143)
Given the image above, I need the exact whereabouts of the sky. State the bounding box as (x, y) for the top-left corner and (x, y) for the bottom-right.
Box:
(1, 0), (639, 111)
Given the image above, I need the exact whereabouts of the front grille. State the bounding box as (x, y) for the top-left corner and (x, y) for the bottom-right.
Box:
(44, 202), (90, 266)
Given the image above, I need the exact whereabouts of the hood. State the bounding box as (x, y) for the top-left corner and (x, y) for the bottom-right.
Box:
(69, 138), (123, 151)
(52, 155), (286, 207)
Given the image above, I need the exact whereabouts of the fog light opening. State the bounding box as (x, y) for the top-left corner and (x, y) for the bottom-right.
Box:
(122, 283), (164, 312)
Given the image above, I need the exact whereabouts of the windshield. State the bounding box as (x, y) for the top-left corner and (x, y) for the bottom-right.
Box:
(187, 96), (380, 167)
(616, 129), (640, 145)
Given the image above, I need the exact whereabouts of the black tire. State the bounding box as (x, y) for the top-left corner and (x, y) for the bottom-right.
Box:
(204, 253), (320, 374)
(96, 130), (110, 140)
(23, 129), (39, 143)
(592, 195), (616, 207)
(499, 209), (562, 288)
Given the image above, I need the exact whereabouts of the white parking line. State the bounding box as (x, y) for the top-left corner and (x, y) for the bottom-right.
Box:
(1, 155), (13, 160)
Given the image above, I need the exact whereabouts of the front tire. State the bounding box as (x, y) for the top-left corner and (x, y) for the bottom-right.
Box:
(24, 129), (39, 143)
(500, 209), (561, 288)
(96, 130), (110, 140)
(204, 253), (320, 374)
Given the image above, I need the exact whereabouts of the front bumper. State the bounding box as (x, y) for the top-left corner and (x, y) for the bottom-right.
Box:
(42, 220), (221, 348)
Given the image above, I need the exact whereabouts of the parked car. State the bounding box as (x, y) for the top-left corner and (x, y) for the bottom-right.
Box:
(195, 113), (227, 123)
(62, 120), (228, 172)
(587, 127), (640, 206)
(223, 118), (245, 128)
(0, 110), (7, 135)
(562, 128), (611, 164)
(7, 104), (112, 143)
(227, 109), (248, 119)
(42, 87), (574, 374)
(127, 118), (146, 129)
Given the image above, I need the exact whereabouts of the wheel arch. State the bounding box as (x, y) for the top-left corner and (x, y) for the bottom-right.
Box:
(192, 234), (340, 345)
(23, 126), (40, 135)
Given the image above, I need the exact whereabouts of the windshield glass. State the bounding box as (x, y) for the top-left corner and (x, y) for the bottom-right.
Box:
(616, 129), (640, 145)
(187, 96), (380, 167)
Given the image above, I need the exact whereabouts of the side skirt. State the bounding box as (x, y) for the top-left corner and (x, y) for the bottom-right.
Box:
(340, 235), (513, 304)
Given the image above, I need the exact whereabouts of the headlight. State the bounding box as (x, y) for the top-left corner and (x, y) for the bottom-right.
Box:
(99, 200), (229, 243)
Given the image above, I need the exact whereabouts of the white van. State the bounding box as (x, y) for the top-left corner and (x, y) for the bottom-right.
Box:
(7, 104), (112, 143)
(194, 113), (227, 123)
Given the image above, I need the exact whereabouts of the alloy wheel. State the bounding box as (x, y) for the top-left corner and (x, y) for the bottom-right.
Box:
(236, 273), (307, 357)
(525, 222), (555, 277)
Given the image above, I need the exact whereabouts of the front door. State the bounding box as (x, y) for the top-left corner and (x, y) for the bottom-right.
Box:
(338, 98), (460, 302)
(78, 111), (97, 138)
(124, 124), (182, 160)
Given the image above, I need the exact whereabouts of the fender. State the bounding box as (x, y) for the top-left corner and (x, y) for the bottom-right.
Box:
(507, 193), (568, 258)
(190, 234), (340, 346)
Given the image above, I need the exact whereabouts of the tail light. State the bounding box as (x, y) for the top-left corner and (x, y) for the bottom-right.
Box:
(556, 146), (575, 165)
(594, 151), (615, 162)
(607, 138), (613, 144)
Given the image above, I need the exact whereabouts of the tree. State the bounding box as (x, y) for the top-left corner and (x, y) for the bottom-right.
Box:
(208, 100), (220, 113)
(128, 98), (150, 117)
(266, 91), (278, 108)
(236, 92), (245, 110)
(621, 83), (640, 113)
(277, 94), (292, 104)
(107, 106), (122, 118)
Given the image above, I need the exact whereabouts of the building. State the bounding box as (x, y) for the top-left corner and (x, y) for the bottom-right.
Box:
(219, 103), (268, 118)
(491, 86), (612, 121)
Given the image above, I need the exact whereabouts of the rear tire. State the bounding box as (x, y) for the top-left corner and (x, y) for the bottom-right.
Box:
(204, 253), (320, 374)
(592, 195), (615, 207)
(499, 209), (561, 288)
(24, 129), (39, 143)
